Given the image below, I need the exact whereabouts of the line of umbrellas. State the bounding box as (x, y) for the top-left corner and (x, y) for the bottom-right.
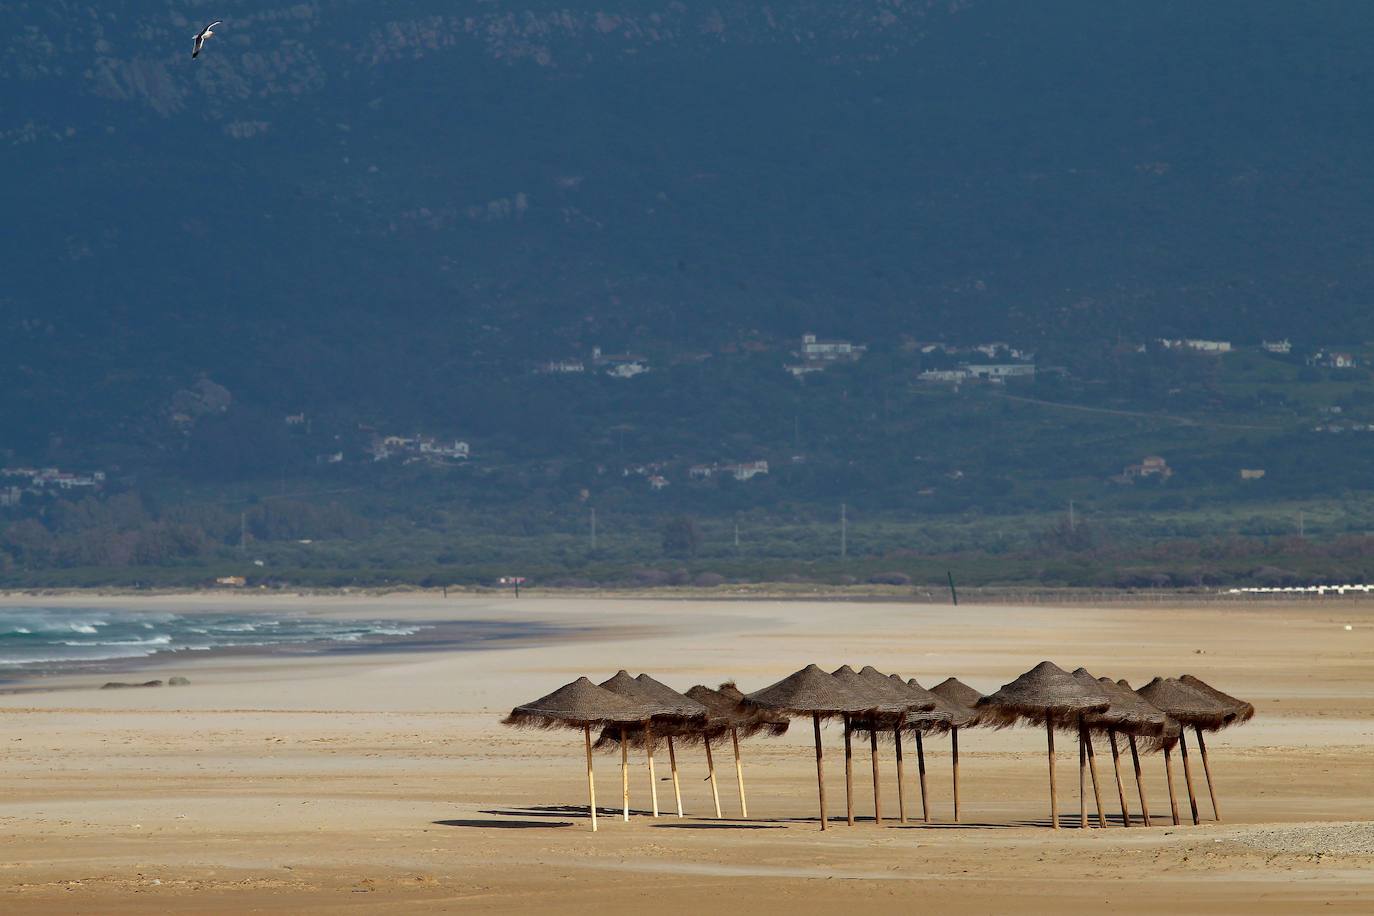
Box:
(502, 661), (1254, 832)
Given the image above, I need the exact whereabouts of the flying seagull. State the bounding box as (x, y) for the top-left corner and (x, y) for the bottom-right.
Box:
(192, 20), (222, 59)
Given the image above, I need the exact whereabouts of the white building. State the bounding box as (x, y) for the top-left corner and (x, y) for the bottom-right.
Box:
(800, 333), (866, 361)
(721, 460), (770, 481)
(1159, 338), (1232, 354)
(689, 460), (769, 482)
(785, 363), (827, 378)
(605, 361), (649, 379)
(1262, 339), (1292, 354)
(1310, 350), (1358, 369)
(964, 363), (1036, 380)
(419, 439), (470, 460)
(539, 359), (585, 374)
(917, 369), (970, 384)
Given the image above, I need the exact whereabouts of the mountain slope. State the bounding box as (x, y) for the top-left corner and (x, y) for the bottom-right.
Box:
(4, 1), (1374, 454)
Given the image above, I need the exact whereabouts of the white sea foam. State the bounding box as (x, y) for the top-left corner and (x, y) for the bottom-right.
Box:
(0, 608), (445, 671)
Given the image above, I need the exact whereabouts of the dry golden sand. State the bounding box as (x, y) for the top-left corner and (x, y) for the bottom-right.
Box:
(0, 593), (1371, 913)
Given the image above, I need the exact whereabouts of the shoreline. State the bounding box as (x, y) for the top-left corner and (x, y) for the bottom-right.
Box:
(0, 616), (594, 692)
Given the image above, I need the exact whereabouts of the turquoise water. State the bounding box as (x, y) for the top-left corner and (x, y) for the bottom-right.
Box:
(0, 606), (435, 671)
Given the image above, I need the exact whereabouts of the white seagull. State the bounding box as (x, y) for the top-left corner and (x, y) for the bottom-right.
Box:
(192, 20), (222, 59)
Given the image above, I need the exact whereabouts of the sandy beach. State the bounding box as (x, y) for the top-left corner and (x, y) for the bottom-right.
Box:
(0, 592), (1370, 913)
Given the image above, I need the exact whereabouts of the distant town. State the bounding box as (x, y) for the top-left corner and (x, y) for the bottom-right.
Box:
(0, 466), (106, 506)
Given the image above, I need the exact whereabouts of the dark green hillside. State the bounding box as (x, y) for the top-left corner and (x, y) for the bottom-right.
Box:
(4, 2), (1374, 586)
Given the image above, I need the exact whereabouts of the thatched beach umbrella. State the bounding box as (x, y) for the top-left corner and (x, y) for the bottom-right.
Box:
(715, 682), (789, 817)
(930, 678), (985, 822)
(832, 665), (909, 825)
(682, 683), (789, 818)
(1087, 677), (1169, 827)
(1074, 668), (1174, 828)
(858, 674), (954, 823)
(502, 677), (645, 832)
(744, 664), (871, 831)
(977, 661), (1110, 830)
(1104, 681), (1159, 823)
(1110, 678), (1187, 829)
(1043, 669), (1111, 829)
(900, 677), (960, 824)
(599, 670), (702, 819)
(850, 667), (942, 825)
(1135, 677), (1230, 826)
(1178, 674), (1255, 823)
(632, 673), (709, 818)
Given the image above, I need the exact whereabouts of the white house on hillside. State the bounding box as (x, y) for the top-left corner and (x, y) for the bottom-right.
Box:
(1159, 338), (1231, 354)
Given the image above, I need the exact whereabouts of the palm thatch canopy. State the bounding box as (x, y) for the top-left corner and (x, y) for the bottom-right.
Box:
(590, 673), (710, 749)
(859, 666), (938, 712)
(931, 677), (985, 711)
(976, 661), (1111, 728)
(632, 673), (709, 720)
(1134, 677), (1234, 731)
(891, 676), (963, 732)
(716, 683), (747, 703)
(1116, 678), (1182, 753)
(503, 676), (647, 729)
(684, 684), (790, 739)
(843, 667), (943, 735)
(743, 663), (871, 717)
(600, 682), (791, 750)
(597, 670), (689, 720)
(924, 693), (972, 731)
(1086, 675), (1169, 736)
(1179, 675), (1256, 725)
(831, 665), (910, 716)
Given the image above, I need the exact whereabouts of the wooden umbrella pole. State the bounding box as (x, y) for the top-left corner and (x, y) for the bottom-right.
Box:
(813, 713), (827, 831)
(731, 727), (748, 818)
(1046, 718), (1059, 829)
(915, 731), (930, 823)
(645, 721), (660, 818)
(1078, 722), (1088, 829)
(1178, 729), (1200, 826)
(667, 736), (684, 818)
(620, 726), (630, 822)
(704, 739), (722, 819)
(1163, 745), (1181, 826)
(894, 725), (908, 824)
(584, 725), (598, 833)
(1128, 735), (1151, 827)
(869, 727), (882, 825)
(843, 714), (855, 827)
(1195, 726), (1221, 823)
(1085, 730), (1106, 828)
(951, 727), (961, 823)
(1108, 729), (1131, 827)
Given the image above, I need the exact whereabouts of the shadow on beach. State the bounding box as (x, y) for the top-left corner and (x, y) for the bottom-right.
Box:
(433, 818), (574, 829)
(653, 822), (787, 830)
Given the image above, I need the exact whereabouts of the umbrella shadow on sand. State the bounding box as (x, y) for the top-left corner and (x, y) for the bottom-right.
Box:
(885, 822), (1017, 830)
(433, 818), (574, 829)
(653, 823), (788, 830)
(481, 805), (657, 819)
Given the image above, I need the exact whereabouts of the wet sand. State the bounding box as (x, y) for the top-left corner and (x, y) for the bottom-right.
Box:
(0, 593), (1370, 913)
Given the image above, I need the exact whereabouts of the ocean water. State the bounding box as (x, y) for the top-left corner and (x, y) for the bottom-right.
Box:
(0, 606), (434, 672)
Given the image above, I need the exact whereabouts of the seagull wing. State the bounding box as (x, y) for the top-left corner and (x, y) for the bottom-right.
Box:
(192, 35), (203, 58)
(205, 21), (223, 32)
